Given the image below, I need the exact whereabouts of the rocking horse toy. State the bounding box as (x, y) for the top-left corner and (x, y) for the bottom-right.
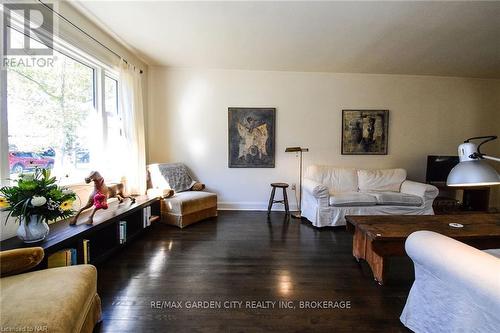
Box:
(70, 171), (136, 226)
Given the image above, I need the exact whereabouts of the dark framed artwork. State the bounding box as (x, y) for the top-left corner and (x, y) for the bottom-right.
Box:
(228, 107), (275, 168)
(341, 110), (389, 155)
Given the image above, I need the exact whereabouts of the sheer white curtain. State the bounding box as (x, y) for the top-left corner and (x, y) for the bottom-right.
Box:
(119, 61), (146, 195)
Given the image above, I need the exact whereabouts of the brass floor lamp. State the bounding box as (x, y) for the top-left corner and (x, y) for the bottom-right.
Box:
(285, 147), (309, 219)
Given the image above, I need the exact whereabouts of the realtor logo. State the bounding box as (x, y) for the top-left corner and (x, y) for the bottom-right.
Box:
(2, 2), (54, 56)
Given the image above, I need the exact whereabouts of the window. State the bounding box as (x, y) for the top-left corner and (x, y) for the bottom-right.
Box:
(2, 26), (122, 185)
(102, 75), (125, 177)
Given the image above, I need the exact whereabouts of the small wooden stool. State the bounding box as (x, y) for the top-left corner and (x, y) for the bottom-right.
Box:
(267, 183), (290, 215)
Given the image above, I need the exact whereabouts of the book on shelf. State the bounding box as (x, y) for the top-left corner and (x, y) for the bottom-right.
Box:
(83, 239), (90, 264)
(48, 248), (77, 268)
(143, 206), (152, 228)
(143, 207), (147, 228)
(119, 221), (127, 244)
(71, 248), (77, 265)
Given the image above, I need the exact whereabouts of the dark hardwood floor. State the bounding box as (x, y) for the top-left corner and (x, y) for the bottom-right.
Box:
(95, 211), (413, 332)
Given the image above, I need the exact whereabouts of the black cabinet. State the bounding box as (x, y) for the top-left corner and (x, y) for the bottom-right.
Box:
(431, 182), (491, 213)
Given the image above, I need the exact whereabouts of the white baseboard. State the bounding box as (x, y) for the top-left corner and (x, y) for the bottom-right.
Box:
(218, 201), (298, 211)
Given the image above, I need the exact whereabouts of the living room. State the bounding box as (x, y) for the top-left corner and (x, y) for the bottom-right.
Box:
(0, 1), (499, 332)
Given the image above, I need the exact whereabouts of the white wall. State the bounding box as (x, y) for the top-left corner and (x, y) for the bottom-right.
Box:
(147, 67), (500, 210)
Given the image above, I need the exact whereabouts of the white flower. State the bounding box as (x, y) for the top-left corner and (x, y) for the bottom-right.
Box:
(31, 196), (47, 207)
(62, 188), (74, 195)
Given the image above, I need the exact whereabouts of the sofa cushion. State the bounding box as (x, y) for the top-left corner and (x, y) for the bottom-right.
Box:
(369, 191), (423, 206)
(162, 191), (217, 215)
(0, 265), (99, 333)
(358, 169), (407, 192)
(329, 192), (377, 207)
(306, 165), (358, 194)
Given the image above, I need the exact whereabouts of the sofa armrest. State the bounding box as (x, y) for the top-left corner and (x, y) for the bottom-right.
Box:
(0, 247), (44, 277)
(405, 231), (500, 304)
(400, 180), (438, 201)
(303, 178), (329, 199)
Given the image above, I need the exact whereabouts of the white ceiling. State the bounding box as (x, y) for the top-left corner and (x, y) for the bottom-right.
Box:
(74, 1), (500, 78)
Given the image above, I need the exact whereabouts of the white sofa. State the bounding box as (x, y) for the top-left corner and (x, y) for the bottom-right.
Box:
(301, 165), (438, 227)
(400, 231), (500, 333)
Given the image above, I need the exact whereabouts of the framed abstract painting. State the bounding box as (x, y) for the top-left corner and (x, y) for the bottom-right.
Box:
(341, 110), (389, 155)
(228, 107), (276, 168)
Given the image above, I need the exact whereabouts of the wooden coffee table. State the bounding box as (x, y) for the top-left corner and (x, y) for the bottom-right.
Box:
(345, 214), (500, 285)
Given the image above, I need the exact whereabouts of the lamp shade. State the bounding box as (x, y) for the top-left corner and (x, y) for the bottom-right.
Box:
(447, 160), (500, 187)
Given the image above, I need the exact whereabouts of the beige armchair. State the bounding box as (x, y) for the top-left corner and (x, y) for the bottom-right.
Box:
(0, 247), (102, 333)
(147, 163), (217, 228)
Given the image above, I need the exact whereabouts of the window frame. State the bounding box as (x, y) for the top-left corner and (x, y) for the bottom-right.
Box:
(0, 24), (121, 187)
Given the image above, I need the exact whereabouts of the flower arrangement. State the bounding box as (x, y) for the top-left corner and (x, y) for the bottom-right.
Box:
(0, 168), (76, 224)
